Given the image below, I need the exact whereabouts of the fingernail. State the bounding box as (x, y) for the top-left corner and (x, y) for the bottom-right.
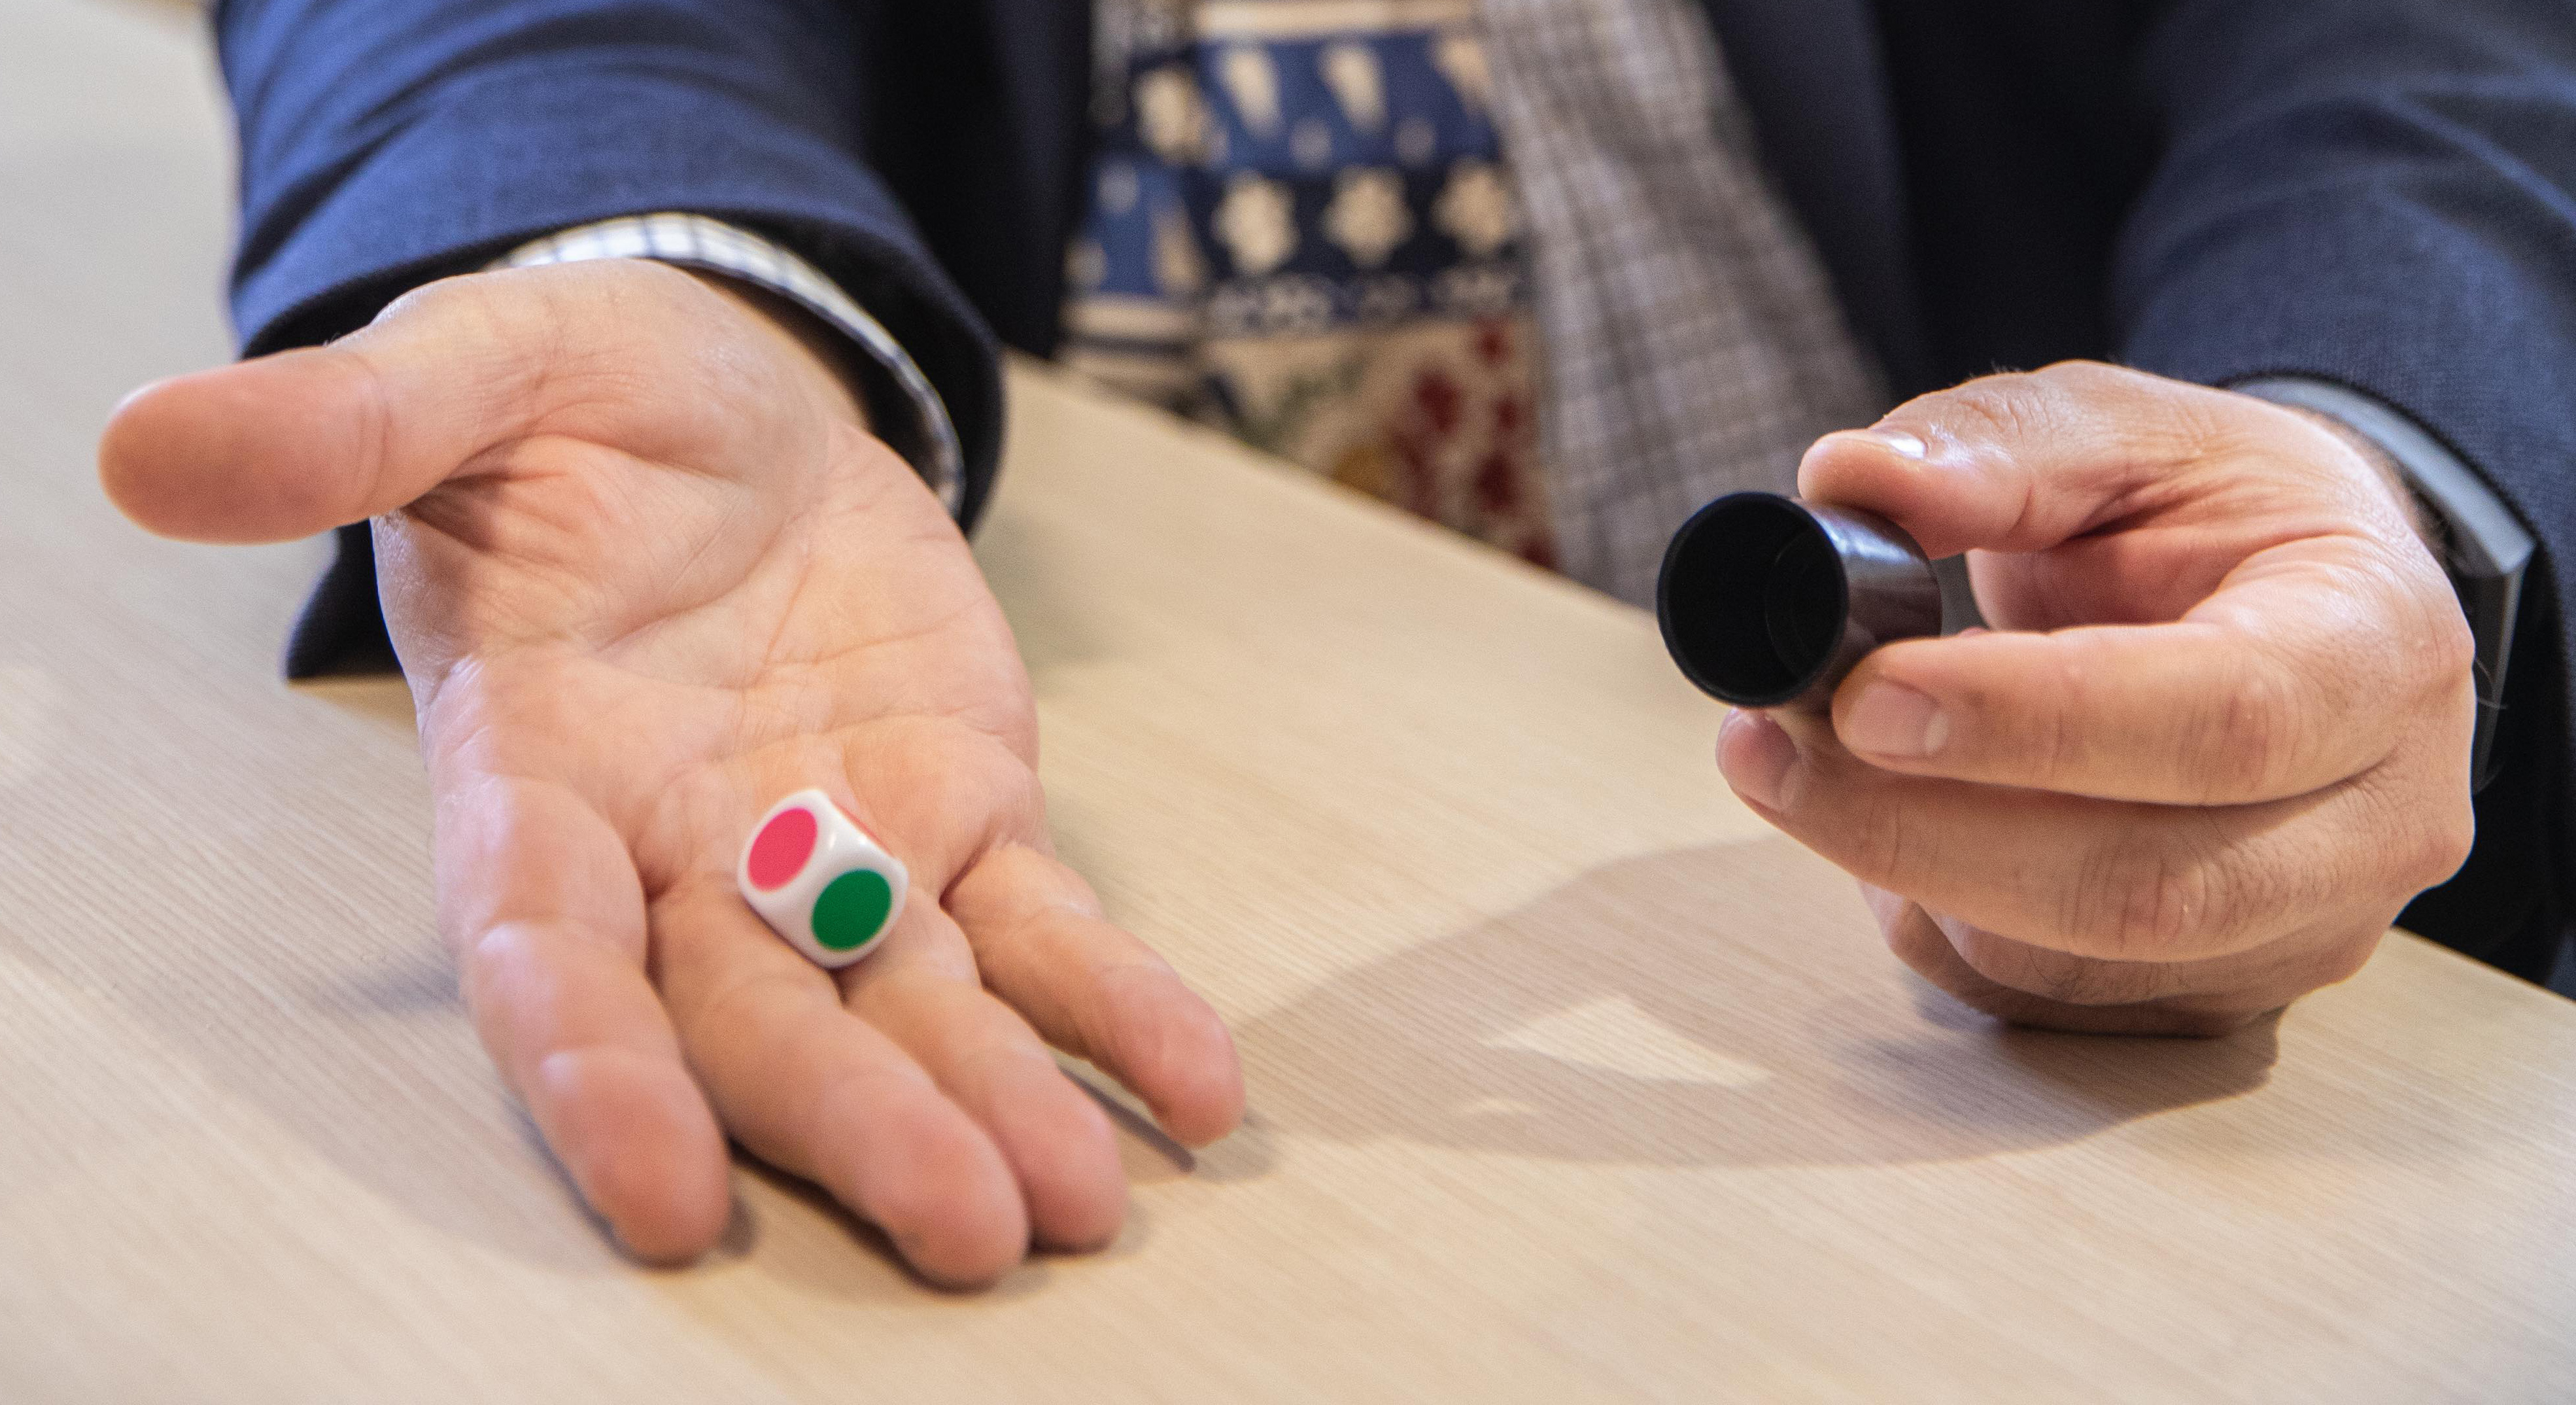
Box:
(1717, 710), (1800, 812)
(1864, 428), (1927, 459)
(1841, 682), (1948, 759)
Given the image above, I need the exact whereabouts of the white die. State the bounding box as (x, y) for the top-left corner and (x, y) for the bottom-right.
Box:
(736, 789), (909, 969)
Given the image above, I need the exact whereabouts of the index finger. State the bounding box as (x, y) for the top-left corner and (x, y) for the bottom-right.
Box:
(1796, 362), (2413, 561)
(1829, 540), (2473, 804)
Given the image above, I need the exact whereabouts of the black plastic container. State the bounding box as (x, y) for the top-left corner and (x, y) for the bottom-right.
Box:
(1655, 493), (1943, 710)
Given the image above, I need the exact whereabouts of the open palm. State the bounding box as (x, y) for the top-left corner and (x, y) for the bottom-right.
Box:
(102, 261), (1243, 1283)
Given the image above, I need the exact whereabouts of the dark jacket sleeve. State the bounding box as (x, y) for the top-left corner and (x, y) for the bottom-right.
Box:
(213, 0), (1008, 670)
(2111, 0), (2576, 980)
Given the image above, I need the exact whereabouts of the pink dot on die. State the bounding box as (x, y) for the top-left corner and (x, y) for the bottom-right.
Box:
(746, 806), (819, 891)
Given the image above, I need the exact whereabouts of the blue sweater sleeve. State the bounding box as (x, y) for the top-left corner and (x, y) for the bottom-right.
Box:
(214, 0), (1003, 527)
(2113, 0), (2576, 976)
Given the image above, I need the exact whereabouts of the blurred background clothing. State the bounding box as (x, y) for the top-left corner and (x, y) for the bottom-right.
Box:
(1059, 0), (1877, 601)
(1065, 0), (1558, 568)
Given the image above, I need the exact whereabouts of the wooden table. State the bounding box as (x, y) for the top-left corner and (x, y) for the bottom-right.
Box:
(6, 1), (2575, 1399)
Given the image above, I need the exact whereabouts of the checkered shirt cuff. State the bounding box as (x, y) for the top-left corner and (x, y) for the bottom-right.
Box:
(489, 214), (964, 516)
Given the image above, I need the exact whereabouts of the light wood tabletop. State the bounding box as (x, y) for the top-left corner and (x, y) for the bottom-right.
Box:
(5, 1), (2575, 1400)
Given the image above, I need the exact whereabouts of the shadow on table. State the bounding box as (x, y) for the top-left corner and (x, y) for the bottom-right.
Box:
(1235, 839), (2280, 1170)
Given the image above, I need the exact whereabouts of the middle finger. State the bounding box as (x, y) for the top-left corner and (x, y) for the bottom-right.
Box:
(1721, 709), (2430, 963)
(838, 896), (1129, 1253)
(653, 876), (1031, 1287)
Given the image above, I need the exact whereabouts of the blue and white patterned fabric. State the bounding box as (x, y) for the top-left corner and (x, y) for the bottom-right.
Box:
(1063, 0), (1556, 565)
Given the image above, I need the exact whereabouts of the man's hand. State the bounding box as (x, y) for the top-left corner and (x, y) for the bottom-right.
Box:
(1722, 363), (2477, 1035)
(98, 260), (1244, 1283)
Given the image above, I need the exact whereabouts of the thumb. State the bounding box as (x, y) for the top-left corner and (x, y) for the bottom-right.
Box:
(1794, 361), (2309, 559)
(98, 270), (572, 544)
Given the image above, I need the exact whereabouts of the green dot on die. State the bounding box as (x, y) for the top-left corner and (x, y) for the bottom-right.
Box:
(810, 869), (895, 952)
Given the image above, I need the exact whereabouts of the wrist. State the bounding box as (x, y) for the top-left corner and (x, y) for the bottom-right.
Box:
(2272, 400), (2442, 554)
(2231, 376), (2535, 794)
(685, 270), (874, 438)
(485, 215), (963, 517)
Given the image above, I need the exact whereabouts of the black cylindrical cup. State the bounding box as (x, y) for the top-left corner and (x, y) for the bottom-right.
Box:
(1655, 493), (1943, 710)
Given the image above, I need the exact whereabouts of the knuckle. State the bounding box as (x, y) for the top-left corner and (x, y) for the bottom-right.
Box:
(2025, 648), (2093, 790)
(2312, 929), (2385, 989)
(312, 341), (405, 523)
(1951, 925), (2161, 1007)
(1879, 903), (1950, 968)
(2354, 755), (2475, 899)
(1838, 786), (1920, 888)
(2056, 844), (2167, 958)
(2407, 795), (2477, 892)
(2432, 809), (2477, 884)
(1878, 903), (1982, 994)
(2416, 596), (2479, 696)
(2433, 592), (2477, 674)
(2060, 831), (2250, 960)
(1936, 373), (2053, 446)
(2188, 660), (2302, 799)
